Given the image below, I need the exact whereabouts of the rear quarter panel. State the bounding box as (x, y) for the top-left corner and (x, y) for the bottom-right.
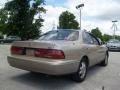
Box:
(59, 42), (88, 63)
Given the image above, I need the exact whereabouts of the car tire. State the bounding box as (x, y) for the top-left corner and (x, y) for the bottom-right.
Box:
(100, 54), (108, 66)
(72, 59), (88, 82)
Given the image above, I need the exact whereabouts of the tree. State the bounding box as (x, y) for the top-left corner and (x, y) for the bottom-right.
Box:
(103, 34), (112, 42)
(103, 34), (120, 42)
(58, 11), (79, 29)
(3, 0), (46, 40)
(115, 36), (120, 40)
(91, 27), (103, 41)
(0, 8), (8, 36)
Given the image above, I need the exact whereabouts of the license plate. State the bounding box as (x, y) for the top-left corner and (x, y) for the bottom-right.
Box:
(26, 49), (34, 56)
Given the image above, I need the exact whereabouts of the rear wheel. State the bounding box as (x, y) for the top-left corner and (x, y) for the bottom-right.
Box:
(100, 54), (108, 66)
(72, 59), (88, 82)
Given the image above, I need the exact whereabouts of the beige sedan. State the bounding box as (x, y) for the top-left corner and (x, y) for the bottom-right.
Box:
(7, 30), (108, 82)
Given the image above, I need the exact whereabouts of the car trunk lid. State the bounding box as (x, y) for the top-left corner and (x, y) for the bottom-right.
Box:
(11, 41), (65, 59)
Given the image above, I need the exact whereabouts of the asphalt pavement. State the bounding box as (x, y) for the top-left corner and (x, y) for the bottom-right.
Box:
(0, 45), (120, 90)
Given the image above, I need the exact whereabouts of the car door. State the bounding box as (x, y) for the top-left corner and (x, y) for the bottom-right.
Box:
(83, 32), (100, 65)
(89, 34), (106, 63)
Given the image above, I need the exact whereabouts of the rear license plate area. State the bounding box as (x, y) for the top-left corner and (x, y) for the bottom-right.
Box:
(26, 48), (35, 56)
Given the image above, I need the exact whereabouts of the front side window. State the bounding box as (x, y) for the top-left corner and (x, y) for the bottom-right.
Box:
(39, 30), (79, 41)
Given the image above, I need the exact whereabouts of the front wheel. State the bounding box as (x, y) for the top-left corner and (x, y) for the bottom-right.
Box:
(72, 60), (88, 82)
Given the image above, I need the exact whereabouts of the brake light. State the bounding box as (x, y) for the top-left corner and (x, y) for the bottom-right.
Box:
(11, 46), (24, 55)
(35, 49), (65, 59)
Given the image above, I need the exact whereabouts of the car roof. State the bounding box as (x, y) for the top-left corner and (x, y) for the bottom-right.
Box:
(53, 29), (87, 33)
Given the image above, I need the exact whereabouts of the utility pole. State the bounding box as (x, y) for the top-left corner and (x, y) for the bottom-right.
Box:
(76, 3), (84, 30)
(112, 20), (118, 39)
(52, 21), (56, 30)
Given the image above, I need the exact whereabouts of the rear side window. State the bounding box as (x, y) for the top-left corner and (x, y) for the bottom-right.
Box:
(91, 36), (99, 45)
(83, 32), (94, 44)
(83, 32), (99, 45)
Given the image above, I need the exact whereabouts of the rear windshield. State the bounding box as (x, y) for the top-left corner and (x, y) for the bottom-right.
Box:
(39, 30), (79, 41)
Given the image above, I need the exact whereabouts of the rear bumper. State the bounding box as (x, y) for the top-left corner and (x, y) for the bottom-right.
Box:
(7, 55), (79, 75)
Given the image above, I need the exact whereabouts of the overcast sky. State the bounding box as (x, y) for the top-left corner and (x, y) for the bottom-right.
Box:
(1, 0), (120, 35)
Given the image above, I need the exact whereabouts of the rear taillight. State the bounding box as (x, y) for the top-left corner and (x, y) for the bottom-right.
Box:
(35, 49), (65, 59)
(11, 46), (24, 55)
